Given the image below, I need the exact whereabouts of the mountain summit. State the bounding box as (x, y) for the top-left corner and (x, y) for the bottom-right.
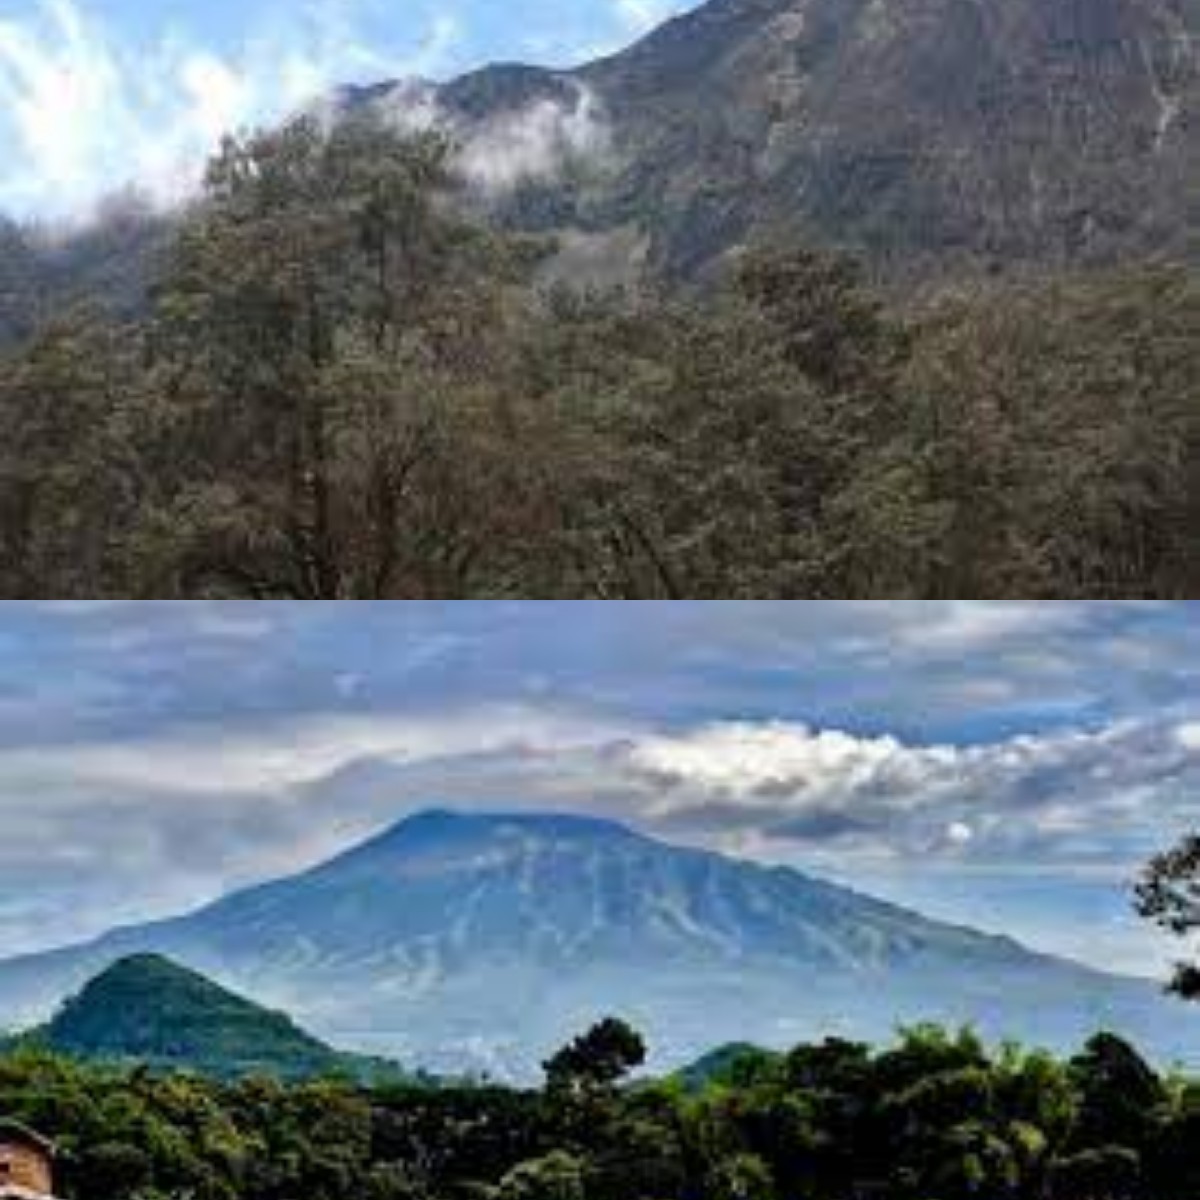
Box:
(0, 810), (1187, 1076)
(391, 0), (1200, 280)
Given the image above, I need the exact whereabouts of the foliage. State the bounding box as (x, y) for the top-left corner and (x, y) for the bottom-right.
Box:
(0, 1020), (1195, 1200)
(674, 1043), (782, 1092)
(543, 1018), (646, 1096)
(1137, 836), (1200, 999)
(1, 115), (1199, 597)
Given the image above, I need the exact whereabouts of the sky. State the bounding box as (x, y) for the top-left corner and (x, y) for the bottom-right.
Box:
(0, 0), (686, 221)
(0, 601), (1196, 982)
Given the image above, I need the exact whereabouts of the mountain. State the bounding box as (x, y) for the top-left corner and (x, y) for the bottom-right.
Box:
(7, 0), (1199, 340)
(370, 0), (1200, 283)
(675, 1042), (782, 1090)
(0, 810), (1188, 1078)
(0, 207), (168, 348)
(19, 953), (402, 1081)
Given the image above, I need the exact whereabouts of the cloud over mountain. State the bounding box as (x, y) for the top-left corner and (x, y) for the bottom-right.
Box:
(0, 0), (460, 221)
(0, 601), (1193, 976)
(373, 76), (611, 196)
(454, 83), (610, 194)
(623, 719), (1200, 864)
(0, 0), (693, 223)
(612, 0), (683, 35)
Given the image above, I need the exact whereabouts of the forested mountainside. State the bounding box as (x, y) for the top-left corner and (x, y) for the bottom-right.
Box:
(2, 1019), (1200, 1200)
(0, 208), (166, 347)
(2, 0), (1200, 598)
(8, 954), (404, 1083)
(0, 812), (1188, 1076)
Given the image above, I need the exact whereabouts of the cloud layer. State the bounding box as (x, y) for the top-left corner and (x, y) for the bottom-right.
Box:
(623, 718), (1200, 865)
(0, 601), (1195, 976)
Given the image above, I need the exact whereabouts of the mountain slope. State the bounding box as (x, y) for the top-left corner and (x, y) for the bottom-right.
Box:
(391, 0), (1200, 281)
(9, 0), (1200, 337)
(0, 810), (1187, 1078)
(23, 954), (398, 1081)
(0, 209), (168, 348)
(676, 1042), (782, 1090)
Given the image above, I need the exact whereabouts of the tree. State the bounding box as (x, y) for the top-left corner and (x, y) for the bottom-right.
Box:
(733, 245), (905, 393)
(543, 1019), (647, 1097)
(1049, 1146), (1141, 1200)
(903, 268), (1200, 598)
(1067, 1034), (1164, 1160)
(532, 249), (927, 599)
(704, 1152), (776, 1200)
(495, 1152), (586, 1200)
(0, 311), (146, 596)
(1137, 835), (1200, 998)
(136, 112), (535, 599)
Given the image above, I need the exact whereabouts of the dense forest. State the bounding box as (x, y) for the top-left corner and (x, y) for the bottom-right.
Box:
(1, 113), (1198, 599)
(2, 1017), (1197, 1200)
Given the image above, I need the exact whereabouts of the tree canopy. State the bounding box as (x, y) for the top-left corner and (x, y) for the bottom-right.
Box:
(2, 114), (1199, 597)
(1138, 836), (1200, 1000)
(0, 1020), (1194, 1200)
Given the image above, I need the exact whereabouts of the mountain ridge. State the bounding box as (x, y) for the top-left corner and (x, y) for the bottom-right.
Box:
(376, 0), (1200, 282)
(0, 809), (1186, 1078)
(6, 0), (1200, 342)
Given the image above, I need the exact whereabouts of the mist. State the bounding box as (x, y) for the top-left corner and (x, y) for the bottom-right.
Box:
(374, 79), (612, 197)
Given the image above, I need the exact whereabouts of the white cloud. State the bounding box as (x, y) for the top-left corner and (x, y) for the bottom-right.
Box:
(0, 701), (633, 951)
(0, 703), (625, 796)
(375, 78), (610, 196)
(0, 694), (1192, 963)
(946, 821), (975, 845)
(2, 702), (1189, 886)
(620, 718), (1200, 865)
(853, 601), (1097, 656)
(1177, 722), (1200, 752)
(612, 0), (680, 35)
(0, 0), (462, 222)
(630, 722), (912, 802)
(455, 84), (609, 194)
(0, 599), (1192, 975)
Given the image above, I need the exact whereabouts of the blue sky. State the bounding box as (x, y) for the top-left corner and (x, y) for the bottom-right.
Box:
(0, 0), (686, 219)
(0, 601), (1197, 982)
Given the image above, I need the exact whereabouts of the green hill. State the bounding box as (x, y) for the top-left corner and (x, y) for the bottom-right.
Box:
(27, 954), (404, 1082)
(675, 1043), (781, 1091)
